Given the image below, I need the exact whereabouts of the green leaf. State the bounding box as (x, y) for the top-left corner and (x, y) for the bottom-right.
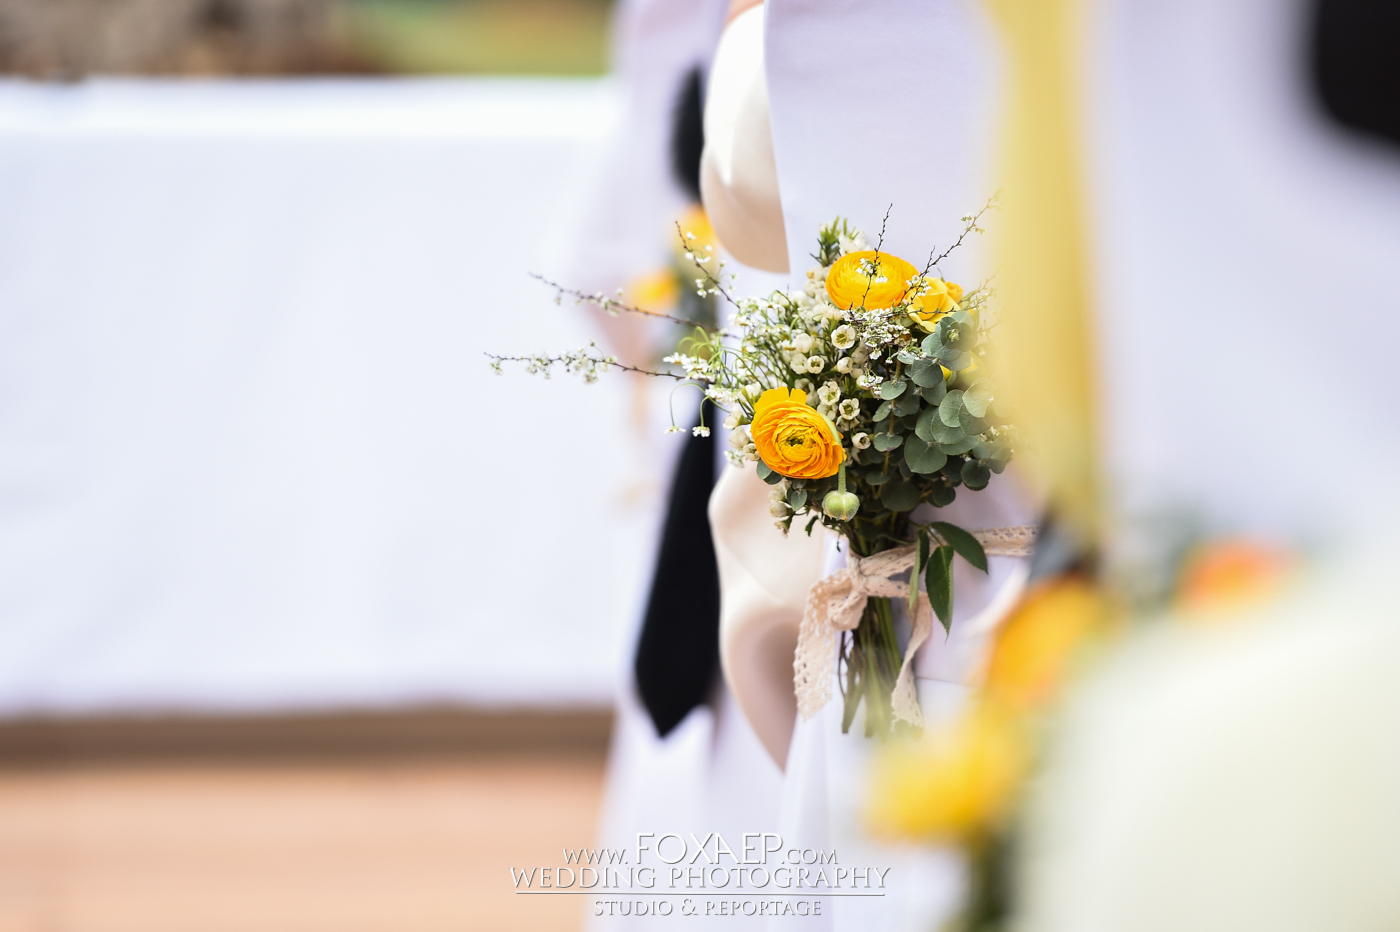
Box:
(962, 459), (992, 491)
(915, 406), (940, 442)
(863, 469), (891, 485)
(896, 350), (921, 365)
(873, 432), (904, 452)
(958, 411), (989, 436)
(909, 530), (925, 612)
(929, 521), (989, 573)
(938, 435), (978, 456)
(757, 460), (784, 485)
(893, 390), (921, 417)
(928, 481), (957, 507)
(936, 348), (973, 370)
(873, 399), (894, 422)
(903, 437), (947, 474)
(879, 380), (908, 400)
(924, 545), (955, 634)
(909, 360), (943, 387)
(920, 380), (948, 405)
(921, 334), (941, 356)
(939, 390), (964, 427)
(879, 478), (920, 512)
(962, 379), (993, 418)
(787, 488), (808, 510)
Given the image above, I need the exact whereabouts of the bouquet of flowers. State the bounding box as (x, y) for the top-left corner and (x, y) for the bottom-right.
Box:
(491, 203), (1017, 737)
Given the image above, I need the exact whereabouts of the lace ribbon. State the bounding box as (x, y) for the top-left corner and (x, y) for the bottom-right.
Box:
(793, 525), (1038, 727)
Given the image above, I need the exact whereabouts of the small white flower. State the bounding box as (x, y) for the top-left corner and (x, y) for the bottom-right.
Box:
(744, 382), (763, 401)
(818, 403), (837, 421)
(807, 355), (827, 373)
(729, 426), (750, 448)
(853, 432), (872, 450)
(769, 500), (791, 517)
(723, 413), (740, 430)
(793, 332), (815, 354)
(835, 356), (853, 374)
(666, 425), (684, 434)
(692, 425), (711, 438)
(793, 377), (815, 397)
(831, 325), (857, 350)
(789, 355), (809, 374)
(817, 381), (841, 406)
(851, 345), (870, 364)
(744, 443), (759, 461)
(839, 398), (860, 420)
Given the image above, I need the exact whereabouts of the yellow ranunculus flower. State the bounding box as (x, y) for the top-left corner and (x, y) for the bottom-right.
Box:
(750, 387), (845, 479)
(868, 705), (1026, 842)
(825, 251), (919, 310)
(984, 577), (1107, 712)
(909, 277), (965, 331)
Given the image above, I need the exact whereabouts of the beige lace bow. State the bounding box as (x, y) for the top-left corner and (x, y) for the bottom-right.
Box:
(793, 525), (1037, 727)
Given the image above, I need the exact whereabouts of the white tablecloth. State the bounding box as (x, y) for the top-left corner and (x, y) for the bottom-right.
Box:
(0, 77), (664, 716)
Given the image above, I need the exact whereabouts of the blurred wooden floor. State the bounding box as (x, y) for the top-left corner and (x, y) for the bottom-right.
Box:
(0, 710), (611, 932)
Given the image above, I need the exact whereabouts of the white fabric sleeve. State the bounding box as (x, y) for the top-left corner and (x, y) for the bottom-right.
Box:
(699, 5), (789, 274)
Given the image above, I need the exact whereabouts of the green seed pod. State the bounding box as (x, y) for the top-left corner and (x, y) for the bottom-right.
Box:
(823, 490), (860, 521)
(822, 462), (859, 520)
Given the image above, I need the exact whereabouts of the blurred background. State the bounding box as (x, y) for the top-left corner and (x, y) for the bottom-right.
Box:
(0, 2), (656, 930)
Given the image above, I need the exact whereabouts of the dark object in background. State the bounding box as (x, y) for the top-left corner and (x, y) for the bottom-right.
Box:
(671, 66), (706, 203)
(634, 405), (722, 738)
(0, 0), (369, 77)
(1310, 0), (1400, 150)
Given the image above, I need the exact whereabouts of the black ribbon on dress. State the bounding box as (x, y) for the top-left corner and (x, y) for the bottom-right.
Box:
(1311, 0), (1400, 149)
(634, 404), (721, 737)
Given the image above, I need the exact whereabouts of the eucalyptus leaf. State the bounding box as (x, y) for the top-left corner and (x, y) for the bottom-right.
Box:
(898, 459), (913, 479)
(873, 399), (894, 422)
(938, 435), (978, 456)
(910, 361), (944, 387)
(925, 545), (955, 634)
(929, 521), (989, 573)
(921, 334), (941, 356)
(962, 379), (993, 418)
(896, 350), (921, 365)
(958, 410), (990, 435)
(893, 390), (921, 417)
(962, 459), (992, 490)
(928, 481), (957, 507)
(915, 406), (941, 442)
(903, 437), (948, 474)
(879, 478), (921, 512)
(864, 470), (891, 485)
(756, 461), (774, 482)
(787, 488), (808, 510)
(939, 390), (965, 427)
(920, 380), (948, 405)
(928, 417), (968, 446)
(873, 432), (904, 452)
(879, 380), (908, 400)
(936, 347), (973, 370)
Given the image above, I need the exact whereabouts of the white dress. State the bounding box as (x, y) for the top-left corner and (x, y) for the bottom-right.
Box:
(705, 2), (1036, 928)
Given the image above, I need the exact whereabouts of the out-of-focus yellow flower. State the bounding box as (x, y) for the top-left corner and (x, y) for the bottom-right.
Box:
(909, 277), (965, 331)
(676, 204), (717, 253)
(751, 387), (845, 479)
(984, 577), (1107, 712)
(868, 705), (1026, 843)
(623, 268), (680, 314)
(825, 251), (919, 310)
(1175, 538), (1296, 618)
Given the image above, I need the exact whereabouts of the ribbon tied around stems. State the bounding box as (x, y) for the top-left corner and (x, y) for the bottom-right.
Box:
(793, 526), (1038, 728)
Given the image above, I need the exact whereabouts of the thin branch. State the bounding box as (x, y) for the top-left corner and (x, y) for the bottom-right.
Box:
(674, 223), (740, 309)
(484, 351), (691, 381)
(530, 273), (718, 331)
(920, 193), (1000, 277)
